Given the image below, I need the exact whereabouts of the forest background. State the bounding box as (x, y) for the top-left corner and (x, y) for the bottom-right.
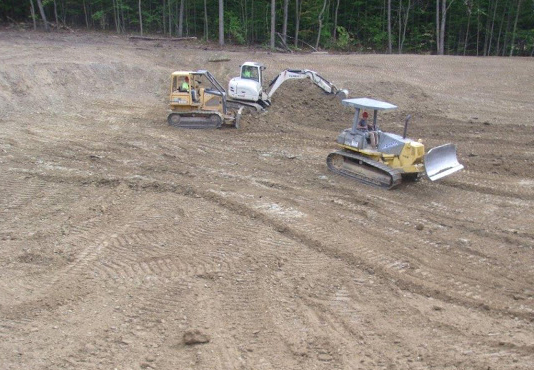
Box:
(1, 0), (533, 56)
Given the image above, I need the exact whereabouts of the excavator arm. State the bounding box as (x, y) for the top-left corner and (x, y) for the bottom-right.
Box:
(266, 69), (348, 101)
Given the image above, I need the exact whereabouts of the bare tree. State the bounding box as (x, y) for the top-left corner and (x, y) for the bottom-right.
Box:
(138, 0), (143, 36)
(204, 0), (208, 41)
(82, 0), (89, 29)
(162, 0), (166, 35)
(436, 0), (455, 55)
(510, 0), (523, 56)
(399, 0), (412, 53)
(219, 0), (224, 46)
(29, 0), (37, 30)
(439, 0), (446, 54)
(178, 0), (184, 37)
(487, 0), (499, 55)
(463, 0), (472, 55)
(333, 0), (341, 40)
(270, 0), (276, 49)
(168, 0), (172, 36)
(282, 0), (289, 44)
(294, 0), (302, 47)
(53, 0), (59, 30)
(315, 0), (327, 49)
(112, 0), (120, 33)
(35, 0), (49, 31)
(436, 0), (440, 53)
(388, 0), (392, 53)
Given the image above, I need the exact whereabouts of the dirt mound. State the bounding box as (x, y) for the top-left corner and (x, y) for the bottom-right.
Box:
(0, 59), (167, 119)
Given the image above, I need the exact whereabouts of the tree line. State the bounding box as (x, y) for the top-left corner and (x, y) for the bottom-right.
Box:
(1, 0), (533, 56)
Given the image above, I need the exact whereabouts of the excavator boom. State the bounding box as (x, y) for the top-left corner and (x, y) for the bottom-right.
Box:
(267, 69), (348, 101)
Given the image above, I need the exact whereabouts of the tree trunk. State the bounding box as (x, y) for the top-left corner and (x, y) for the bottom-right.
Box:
(436, 0), (440, 54)
(463, 8), (471, 55)
(487, 0), (499, 55)
(112, 0), (119, 33)
(477, 7), (480, 57)
(397, 0), (402, 54)
(439, 0), (446, 55)
(400, 0), (411, 53)
(178, 0), (184, 37)
(333, 0), (340, 39)
(509, 0), (523, 56)
(204, 0), (208, 41)
(219, 0), (224, 46)
(315, 0), (327, 50)
(138, 0), (143, 36)
(483, 0), (492, 55)
(270, 0), (276, 49)
(120, 0), (125, 33)
(495, 7), (506, 55)
(82, 0), (89, 29)
(282, 0), (288, 44)
(53, 0), (59, 29)
(162, 0), (166, 35)
(294, 0), (301, 47)
(502, 2), (513, 56)
(35, 0), (49, 31)
(251, 0), (254, 43)
(29, 0), (37, 30)
(387, 0), (392, 53)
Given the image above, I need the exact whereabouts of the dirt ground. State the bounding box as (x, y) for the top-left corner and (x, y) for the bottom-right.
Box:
(0, 30), (533, 370)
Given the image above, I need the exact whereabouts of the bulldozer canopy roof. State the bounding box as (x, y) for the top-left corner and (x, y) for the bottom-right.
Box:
(342, 98), (397, 111)
(171, 71), (208, 77)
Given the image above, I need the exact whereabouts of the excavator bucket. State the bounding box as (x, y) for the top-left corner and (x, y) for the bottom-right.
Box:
(424, 144), (464, 181)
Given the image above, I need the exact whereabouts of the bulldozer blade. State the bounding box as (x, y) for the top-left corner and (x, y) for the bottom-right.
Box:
(424, 144), (464, 181)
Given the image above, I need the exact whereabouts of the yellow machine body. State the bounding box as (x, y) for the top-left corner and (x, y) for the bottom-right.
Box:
(169, 71), (224, 114)
(327, 98), (463, 188)
(167, 70), (240, 129)
(339, 140), (426, 174)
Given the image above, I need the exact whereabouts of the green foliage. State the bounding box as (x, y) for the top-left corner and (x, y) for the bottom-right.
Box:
(331, 26), (354, 50)
(91, 10), (105, 22)
(2, 0), (534, 56)
(226, 12), (246, 45)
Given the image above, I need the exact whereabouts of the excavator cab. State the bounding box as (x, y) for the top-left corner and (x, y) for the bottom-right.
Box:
(168, 71), (241, 129)
(240, 64), (261, 82)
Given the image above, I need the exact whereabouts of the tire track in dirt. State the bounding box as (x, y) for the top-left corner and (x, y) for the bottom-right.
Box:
(5, 170), (531, 324)
(323, 191), (532, 314)
(200, 189), (532, 320)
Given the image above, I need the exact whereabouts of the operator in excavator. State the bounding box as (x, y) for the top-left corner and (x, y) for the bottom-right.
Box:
(241, 65), (258, 81)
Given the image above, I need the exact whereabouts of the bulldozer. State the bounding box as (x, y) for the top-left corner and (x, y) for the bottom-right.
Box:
(327, 98), (464, 189)
(167, 70), (242, 129)
(228, 61), (348, 110)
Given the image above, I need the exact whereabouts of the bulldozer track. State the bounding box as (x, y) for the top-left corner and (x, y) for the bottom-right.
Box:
(327, 150), (403, 189)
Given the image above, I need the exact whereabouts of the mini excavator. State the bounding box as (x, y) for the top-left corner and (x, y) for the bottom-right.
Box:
(327, 98), (464, 189)
(228, 61), (348, 109)
(167, 70), (243, 129)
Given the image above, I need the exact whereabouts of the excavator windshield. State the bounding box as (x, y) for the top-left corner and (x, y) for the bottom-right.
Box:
(241, 65), (259, 82)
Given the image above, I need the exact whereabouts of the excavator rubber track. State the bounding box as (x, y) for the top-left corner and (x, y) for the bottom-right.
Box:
(327, 150), (403, 189)
(167, 112), (223, 129)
